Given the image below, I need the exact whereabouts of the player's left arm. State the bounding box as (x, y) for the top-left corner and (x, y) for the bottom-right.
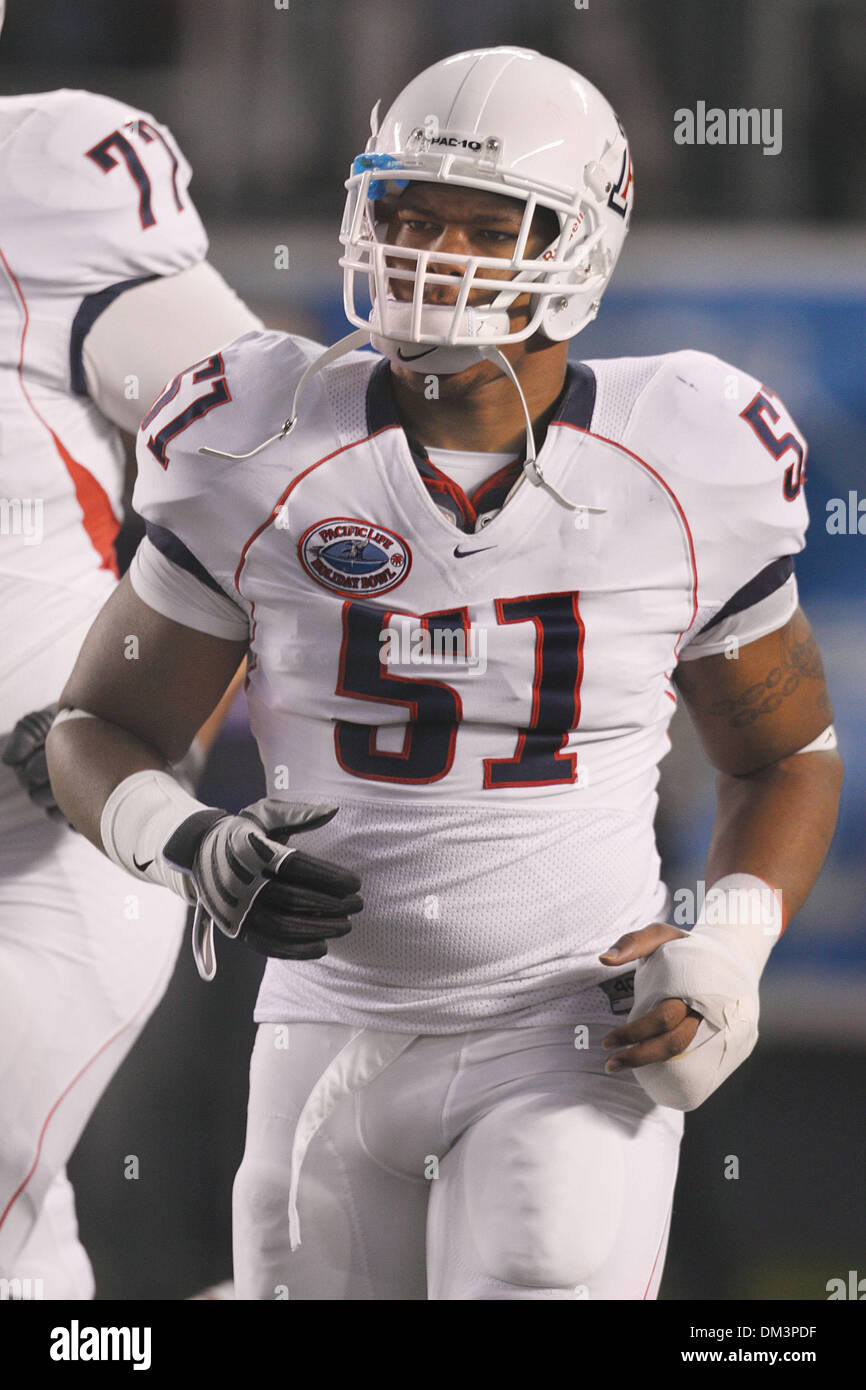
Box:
(600, 605), (842, 1090)
(671, 605), (841, 911)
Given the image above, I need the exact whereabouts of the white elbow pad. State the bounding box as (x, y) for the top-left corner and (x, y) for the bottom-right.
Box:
(630, 874), (784, 1112)
(82, 262), (263, 434)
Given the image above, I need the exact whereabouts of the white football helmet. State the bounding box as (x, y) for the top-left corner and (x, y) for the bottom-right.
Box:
(340, 46), (633, 375)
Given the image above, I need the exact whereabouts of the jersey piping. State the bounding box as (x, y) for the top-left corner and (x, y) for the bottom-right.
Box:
(697, 553), (795, 634)
(0, 243), (120, 575)
(144, 519), (230, 598)
(551, 419), (700, 667)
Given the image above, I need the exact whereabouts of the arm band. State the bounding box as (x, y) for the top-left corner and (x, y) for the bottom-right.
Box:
(793, 724), (837, 755)
(51, 707), (98, 727)
(99, 769), (212, 901)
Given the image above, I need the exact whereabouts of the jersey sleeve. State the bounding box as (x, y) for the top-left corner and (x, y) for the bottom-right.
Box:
(129, 535), (250, 640)
(131, 328), (320, 611)
(5, 89), (208, 294)
(677, 566), (799, 661)
(626, 350), (809, 661)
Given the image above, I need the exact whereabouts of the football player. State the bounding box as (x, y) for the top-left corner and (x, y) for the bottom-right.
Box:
(0, 0), (264, 1297)
(47, 47), (842, 1300)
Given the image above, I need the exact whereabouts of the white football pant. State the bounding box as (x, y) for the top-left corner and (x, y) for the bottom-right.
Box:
(0, 761), (184, 1298)
(234, 1019), (684, 1300)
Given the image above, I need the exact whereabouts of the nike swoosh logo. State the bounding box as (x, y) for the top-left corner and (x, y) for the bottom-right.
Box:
(397, 346), (436, 361)
(133, 855), (154, 872)
(453, 544), (497, 558)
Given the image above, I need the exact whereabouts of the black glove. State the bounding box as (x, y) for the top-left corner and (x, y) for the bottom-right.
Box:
(161, 798), (363, 980)
(1, 702), (67, 822)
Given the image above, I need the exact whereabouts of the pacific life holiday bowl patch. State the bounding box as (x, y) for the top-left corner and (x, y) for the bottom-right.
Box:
(299, 517), (411, 596)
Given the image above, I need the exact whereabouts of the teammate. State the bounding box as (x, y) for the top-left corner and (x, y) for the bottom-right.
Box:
(0, 0), (262, 1296)
(47, 48), (842, 1300)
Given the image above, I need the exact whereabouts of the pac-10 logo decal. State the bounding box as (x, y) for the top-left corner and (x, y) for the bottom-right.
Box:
(299, 518), (411, 596)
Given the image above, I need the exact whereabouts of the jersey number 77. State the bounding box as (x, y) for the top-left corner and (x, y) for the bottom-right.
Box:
(86, 119), (184, 229)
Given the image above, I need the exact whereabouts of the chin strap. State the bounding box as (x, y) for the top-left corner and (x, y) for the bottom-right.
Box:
(197, 329), (607, 519)
(481, 346), (605, 515)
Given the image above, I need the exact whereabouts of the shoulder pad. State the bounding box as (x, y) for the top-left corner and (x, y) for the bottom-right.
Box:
(132, 331), (328, 587)
(626, 350), (809, 624)
(135, 329), (323, 476)
(634, 349), (807, 495)
(0, 89), (207, 292)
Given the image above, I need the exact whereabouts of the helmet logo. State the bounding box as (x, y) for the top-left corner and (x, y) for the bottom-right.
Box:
(607, 149), (633, 219)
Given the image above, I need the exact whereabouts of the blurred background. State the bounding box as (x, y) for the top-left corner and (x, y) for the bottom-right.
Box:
(2, 0), (863, 1300)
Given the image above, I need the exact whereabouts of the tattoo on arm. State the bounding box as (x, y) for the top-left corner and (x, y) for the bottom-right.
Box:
(707, 612), (830, 729)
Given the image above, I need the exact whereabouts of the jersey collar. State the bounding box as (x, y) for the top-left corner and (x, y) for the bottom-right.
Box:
(365, 359), (597, 533)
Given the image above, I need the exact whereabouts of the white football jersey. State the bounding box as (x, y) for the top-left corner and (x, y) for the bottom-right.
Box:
(133, 333), (808, 1031)
(0, 89), (207, 728)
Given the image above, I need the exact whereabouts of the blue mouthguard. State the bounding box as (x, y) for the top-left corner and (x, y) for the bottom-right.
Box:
(352, 152), (410, 200)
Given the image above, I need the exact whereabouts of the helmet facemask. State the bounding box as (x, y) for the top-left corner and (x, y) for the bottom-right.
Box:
(340, 151), (620, 375)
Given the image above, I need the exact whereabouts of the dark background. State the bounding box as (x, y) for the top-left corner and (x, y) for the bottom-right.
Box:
(3, 0), (863, 1300)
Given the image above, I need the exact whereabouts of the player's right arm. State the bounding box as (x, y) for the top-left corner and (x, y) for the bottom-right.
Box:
(46, 573), (243, 846)
(46, 577), (363, 978)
